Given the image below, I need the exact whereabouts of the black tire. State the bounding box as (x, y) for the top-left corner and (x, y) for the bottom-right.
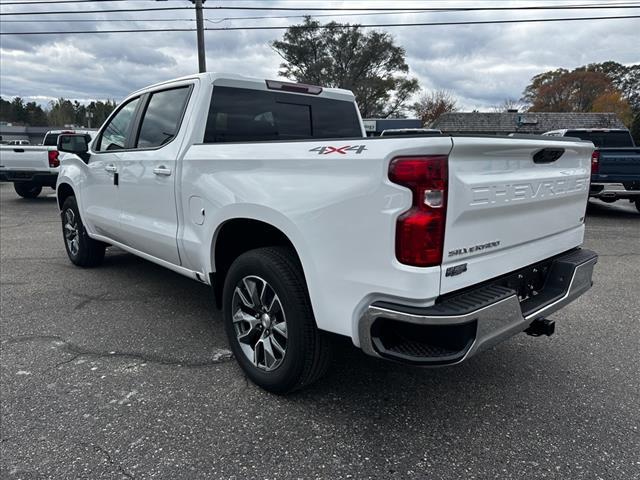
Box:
(635, 199), (640, 213)
(222, 247), (332, 394)
(14, 182), (42, 199)
(61, 196), (106, 267)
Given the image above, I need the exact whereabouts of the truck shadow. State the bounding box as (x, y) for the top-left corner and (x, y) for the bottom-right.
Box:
(41, 247), (615, 471)
(586, 199), (638, 218)
(98, 248), (578, 407)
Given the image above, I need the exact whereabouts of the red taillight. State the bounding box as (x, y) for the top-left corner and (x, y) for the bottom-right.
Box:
(591, 150), (600, 175)
(48, 150), (59, 168)
(388, 155), (448, 267)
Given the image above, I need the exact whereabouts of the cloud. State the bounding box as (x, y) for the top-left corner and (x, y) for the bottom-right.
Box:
(1, 1), (638, 111)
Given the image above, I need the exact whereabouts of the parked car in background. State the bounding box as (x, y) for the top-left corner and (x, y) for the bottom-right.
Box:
(55, 73), (597, 393)
(543, 128), (640, 212)
(0, 129), (94, 198)
(380, 128), (442, 136)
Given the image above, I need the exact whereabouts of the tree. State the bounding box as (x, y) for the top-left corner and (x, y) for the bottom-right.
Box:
(411, 90), (458, 126)
(0, 96), (116, 127)
(48, 98), (76, 126)
(522, 68), (569, 106)
(523, 62), (640, 114)
(631, 112), (640, 146)
(0, 96), (14, 123)
(271, 17), (419, 118)
(24, 101), (48, 126)
(581, 61), (640, 113)
(591, 91), (633, 126)
(527, 70), (612, 112)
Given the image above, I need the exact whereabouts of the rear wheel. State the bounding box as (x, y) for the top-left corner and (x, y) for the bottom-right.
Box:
(222, 247), (331, 394)
(14, 182), (42, 199)
(61, 196), (106, 267)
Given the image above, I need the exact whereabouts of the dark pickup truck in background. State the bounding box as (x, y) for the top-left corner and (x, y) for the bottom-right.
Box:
(543, 129), (640, 212)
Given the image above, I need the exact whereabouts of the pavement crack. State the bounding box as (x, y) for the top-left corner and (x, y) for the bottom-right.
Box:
(2, 334), (234, 368)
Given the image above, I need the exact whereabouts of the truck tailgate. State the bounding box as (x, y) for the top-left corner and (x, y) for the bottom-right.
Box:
(0, 146), (52, 170)
(441, 136), (593, 294)
(597, 148), (640, 179)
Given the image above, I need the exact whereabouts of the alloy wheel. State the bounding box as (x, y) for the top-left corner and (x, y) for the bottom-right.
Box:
(63, 209), (80, 256)
(231, 275), (288, 371)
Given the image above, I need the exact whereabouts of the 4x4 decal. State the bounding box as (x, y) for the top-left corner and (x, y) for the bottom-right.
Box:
(309, 145), (367, 155)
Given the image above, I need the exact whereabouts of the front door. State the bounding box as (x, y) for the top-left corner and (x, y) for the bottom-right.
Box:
(83, 96), (141, 242)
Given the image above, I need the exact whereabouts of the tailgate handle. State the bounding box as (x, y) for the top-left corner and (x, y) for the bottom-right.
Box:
(533, 148), (564, 164)
(13, 148), (25, 153)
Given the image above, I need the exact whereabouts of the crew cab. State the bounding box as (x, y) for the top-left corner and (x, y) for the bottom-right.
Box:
(544, 128), (640, 212)
(55, 73), (598, 393)
(0, 129), (93, 198)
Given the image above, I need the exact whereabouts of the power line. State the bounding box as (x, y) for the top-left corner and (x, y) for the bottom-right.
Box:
(3, 3), (640, 16)
(0, 6), (191, 15)
(2, 14), (639, 34)
(0, 0), (171, 4)
(0, 9), (471, 23)
(4, 4), (640, 23)
(204, 4), (640, 11)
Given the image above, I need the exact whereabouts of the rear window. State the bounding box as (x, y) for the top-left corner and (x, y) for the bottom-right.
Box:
(204, 86), (362, 143)
(43, 134), (58, 146)
(565, 130), (634, 148)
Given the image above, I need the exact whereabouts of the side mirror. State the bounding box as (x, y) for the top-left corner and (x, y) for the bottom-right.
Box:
(57, 134), (89, 154)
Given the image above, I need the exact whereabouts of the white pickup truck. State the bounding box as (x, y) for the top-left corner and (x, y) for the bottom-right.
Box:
(0, 129), (93, 198)
(55, 73), (598, 393)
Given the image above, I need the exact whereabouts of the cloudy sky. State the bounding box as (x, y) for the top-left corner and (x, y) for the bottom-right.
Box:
(0, 0), (639, 111)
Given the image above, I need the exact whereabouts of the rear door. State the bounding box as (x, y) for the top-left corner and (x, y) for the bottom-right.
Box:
(116, 84), (193, 265)
(440, 136), (594, 294)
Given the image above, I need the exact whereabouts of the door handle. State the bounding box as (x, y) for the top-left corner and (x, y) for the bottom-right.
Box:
(153, 166), (172, 176)
(104, 164), (117, 173)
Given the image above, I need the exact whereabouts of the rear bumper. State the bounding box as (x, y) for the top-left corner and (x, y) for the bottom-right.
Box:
(590, 182), (640, 200)
(0, 170), (57, 187)
(358, 248), (597, 365)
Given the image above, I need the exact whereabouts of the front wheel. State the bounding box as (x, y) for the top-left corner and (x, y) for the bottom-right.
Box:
(14, 182), (42, 199)
(61, 196), (106, 267)
(222, 247), (332, 394)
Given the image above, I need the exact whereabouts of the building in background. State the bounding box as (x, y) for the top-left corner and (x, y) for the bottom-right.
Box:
(431, 112), (626, 136)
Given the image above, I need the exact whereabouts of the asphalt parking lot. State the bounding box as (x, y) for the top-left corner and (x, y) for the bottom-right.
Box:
(1, 182), (639, 480)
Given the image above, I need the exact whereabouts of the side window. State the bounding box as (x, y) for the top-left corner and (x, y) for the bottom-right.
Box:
(97, 97), (140, 152)
(136, 87), (191, 149)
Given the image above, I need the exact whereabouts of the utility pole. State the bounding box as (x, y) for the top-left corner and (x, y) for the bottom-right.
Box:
(193, 0), (206, 73)
(161, 0), (206, 72)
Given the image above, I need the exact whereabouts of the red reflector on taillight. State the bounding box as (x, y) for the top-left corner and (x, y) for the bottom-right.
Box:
(591, 150), (600, 175)
(48, 150), (60, 168)
(388, 155), (448, 267)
